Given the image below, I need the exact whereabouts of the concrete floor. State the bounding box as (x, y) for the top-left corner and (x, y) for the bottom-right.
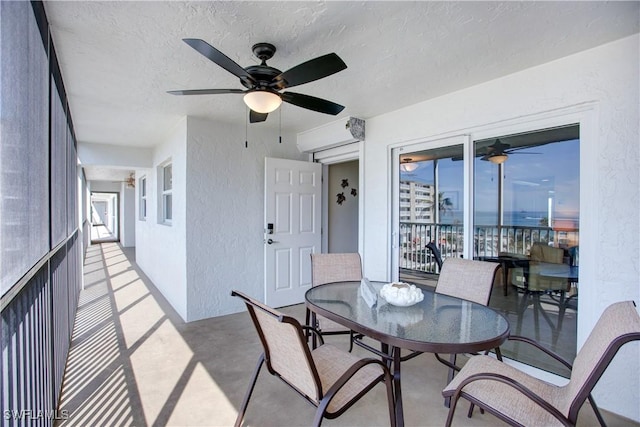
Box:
(56, 242), (636, 426)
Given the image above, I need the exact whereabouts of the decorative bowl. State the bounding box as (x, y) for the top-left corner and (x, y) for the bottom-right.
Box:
(379, 282), (424, 307)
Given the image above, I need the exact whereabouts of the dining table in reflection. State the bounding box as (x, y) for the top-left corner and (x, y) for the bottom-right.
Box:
(305, 281), (510, 427)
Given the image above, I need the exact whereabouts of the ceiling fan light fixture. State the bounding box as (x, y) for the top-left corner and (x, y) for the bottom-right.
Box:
(400, 158), (419, 172)
(488, 153), (508, 164)
(243, 90), (282, 113)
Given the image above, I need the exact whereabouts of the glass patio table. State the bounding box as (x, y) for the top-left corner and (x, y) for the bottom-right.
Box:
(305, 281), (510, 427)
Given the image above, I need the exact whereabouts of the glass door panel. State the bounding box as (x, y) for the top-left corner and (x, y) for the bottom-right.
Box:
(398, 144), (464, 287)
(473, 124), (580, 376)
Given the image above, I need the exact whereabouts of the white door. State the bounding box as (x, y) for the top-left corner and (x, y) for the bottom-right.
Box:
(264, 157), (322, 307)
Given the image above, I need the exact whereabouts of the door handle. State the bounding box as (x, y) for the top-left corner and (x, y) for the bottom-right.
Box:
(266, 238), (278, 245)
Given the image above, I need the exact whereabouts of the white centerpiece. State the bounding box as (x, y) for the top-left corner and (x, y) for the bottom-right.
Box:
(379, 282), (424, 307)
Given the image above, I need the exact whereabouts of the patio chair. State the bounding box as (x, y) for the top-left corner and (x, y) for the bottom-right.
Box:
(433, 258), (500, 403)
(232, 290), (396, 427)
(442, 300), (640, 427)
(426, 241), (443, 270)
(435, 257), (499, 306)
(510, 243), (574, 342)
(307, 253), (363, 350)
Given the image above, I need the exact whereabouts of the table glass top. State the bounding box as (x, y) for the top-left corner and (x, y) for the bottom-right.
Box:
(305, 281), (510, 350)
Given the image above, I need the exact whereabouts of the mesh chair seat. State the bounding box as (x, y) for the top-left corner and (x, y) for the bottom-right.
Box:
(312, 344), (385, 413)
(316, 316), (351, 333)
(443, 355), (565, 426)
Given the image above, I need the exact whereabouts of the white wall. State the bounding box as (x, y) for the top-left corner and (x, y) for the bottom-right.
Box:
(185, 116), (304, 321)
(79, 142), (152, 168)
(120, 184), (135, 247)
(358, 35), (639, 421)
(135, 118), (188, 320)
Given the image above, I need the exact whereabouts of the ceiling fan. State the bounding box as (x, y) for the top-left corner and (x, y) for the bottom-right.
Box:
(481, 139), (540, 164)
(111, 172), (135, 188)
(168, 39), (347, 123)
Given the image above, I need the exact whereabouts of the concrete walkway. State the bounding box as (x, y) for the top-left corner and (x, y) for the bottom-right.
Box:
(56, 242), (632, 426)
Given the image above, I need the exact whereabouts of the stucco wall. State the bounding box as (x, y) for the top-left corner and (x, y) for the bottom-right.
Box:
(120, 184), (135, 247)
(360, 35), (639, 421)
(135, 118), (188, 320)
(185, 116), (305, 321)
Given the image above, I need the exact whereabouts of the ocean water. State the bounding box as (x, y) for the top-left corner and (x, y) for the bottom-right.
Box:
(440, 211), (577, 228)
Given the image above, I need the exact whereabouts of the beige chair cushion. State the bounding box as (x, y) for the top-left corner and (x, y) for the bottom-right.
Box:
(312, 344), (384, 413)
(530, 243), (564, 264)
(436, 258), (499, 306)
(254, 308), (318, 399)
(311, 253), (363, 286)
(317, 315), (350, 333)
(443, 355), (566, 426)
(311, 253), (363, 334)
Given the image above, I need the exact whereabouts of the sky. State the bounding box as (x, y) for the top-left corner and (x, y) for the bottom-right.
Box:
(400, 138), (580, 221)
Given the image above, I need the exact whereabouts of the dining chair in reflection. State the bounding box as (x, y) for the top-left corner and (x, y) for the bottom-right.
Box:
(232, 290), (396, 427)
(443, 300), (640, 427)
(307, 253), (363, 350)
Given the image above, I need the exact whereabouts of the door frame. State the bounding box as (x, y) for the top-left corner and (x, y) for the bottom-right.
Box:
(90, 191), (120, 242)
(313, 142), (361, 253)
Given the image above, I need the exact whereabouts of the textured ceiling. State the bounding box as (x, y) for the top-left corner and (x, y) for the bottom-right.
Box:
(45, 1), (639, 151)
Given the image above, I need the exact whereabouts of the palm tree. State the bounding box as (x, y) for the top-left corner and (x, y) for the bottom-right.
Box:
(438, 192), (454, 216)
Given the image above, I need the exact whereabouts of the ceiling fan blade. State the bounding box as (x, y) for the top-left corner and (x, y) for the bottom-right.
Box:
(183, 39), (256, 86)
(249, 110), (268, 123)
(167, 89), (245, 96)
(271, 53), (347, 89)
(281, 92), (345, 115)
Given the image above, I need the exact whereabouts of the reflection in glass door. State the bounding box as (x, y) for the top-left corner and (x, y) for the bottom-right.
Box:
(395, 124), (580, 377)
(474, 124), (580, 376)
(398, 144), (464, 286)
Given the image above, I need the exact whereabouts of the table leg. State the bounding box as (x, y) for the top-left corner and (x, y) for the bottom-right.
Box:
(392, 346), (404, 427)
(502, 262), (509, 296)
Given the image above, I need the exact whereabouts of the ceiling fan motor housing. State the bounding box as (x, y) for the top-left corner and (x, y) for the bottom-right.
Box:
(252, 42), (276, 62)
(242, 65), (282, 89)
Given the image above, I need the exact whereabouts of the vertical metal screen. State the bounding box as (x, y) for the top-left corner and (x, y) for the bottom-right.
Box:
(1, 2), (84, 425)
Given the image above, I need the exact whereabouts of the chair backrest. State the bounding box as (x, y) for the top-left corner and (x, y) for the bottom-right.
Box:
(435, 258), (499, 306)
(563, 301), (640, 422)
(530, 242), (564, 264)
(311, 253), (362, 286)
(528, 243), (569, 291)
(232, 291), (322, 402)
(426, 241), (443, 270)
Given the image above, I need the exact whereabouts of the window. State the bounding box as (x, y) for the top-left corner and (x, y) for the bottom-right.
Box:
(161, 163), (172, 224)
(139, 176), (147, 220)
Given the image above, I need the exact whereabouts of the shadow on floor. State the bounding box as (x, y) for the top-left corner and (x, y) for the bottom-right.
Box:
(57, 243), (633, 426)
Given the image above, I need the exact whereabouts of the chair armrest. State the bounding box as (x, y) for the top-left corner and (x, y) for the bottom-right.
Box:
(321, 358), (391, 403)
(446, 372), (571, 427)
(301, 325), (325, 346)
(508, 335), (572, 369)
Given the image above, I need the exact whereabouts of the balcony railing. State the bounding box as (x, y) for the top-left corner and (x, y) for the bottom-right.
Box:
(400, 221), (579, 274)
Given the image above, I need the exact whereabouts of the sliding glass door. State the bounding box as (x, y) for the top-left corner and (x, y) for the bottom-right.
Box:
(396, 137), (466, 286)
(395, 125), (580, 376)
(474, 125), (580, 375)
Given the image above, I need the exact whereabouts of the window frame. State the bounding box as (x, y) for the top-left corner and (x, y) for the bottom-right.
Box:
(139, 176), (147, 220)
(159, 162), (172, 225)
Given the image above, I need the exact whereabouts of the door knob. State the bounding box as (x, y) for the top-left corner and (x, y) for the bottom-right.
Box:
(267, 238), (278, 245)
